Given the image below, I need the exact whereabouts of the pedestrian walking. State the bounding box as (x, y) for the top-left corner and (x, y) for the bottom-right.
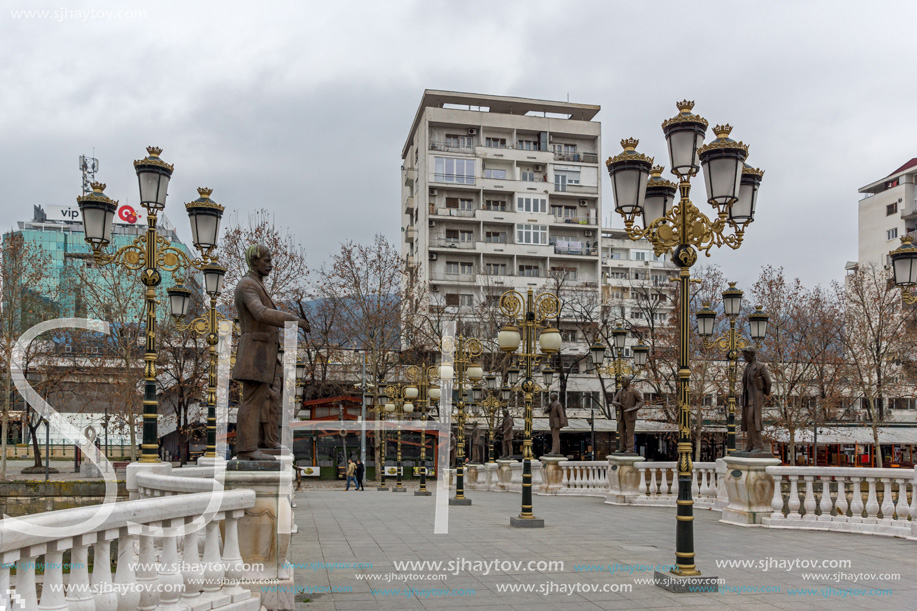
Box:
(345, 459), (358, 490)
(356, 459), (365, 490)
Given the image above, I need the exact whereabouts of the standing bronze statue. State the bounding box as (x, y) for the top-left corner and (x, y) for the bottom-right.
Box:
(500, 408), (514, 458)
(470, 422), (484, 463)
(611, 378), (644, 454)
(544, 392), (567, 456)
(232, 244), (310, 461)
(740, 347), (772, 453)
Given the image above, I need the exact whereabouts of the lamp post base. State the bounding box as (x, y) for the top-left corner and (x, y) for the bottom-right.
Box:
(510, 516), (544, 529)
(449, 497), (472, 506)
(377, 486), (389, 491)
(414, 490), (432, 496)
(654, 571), (722, 593)
(392, 487), (407, 492)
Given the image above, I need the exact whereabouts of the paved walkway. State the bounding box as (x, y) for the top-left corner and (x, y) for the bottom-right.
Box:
(291, 487), (917, 610)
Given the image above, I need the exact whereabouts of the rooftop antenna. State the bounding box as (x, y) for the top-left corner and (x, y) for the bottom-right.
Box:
(79, 150), (99, 195)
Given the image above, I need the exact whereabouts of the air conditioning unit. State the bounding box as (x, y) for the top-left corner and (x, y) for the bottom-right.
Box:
(429, 252), (438, 261)
(584, 230), (594, 237)
(468, 128), (478, 135)
(430, 285), (440, 292)
(579, 199), (588, 206)
(534, 164), (543, 171)
(430, 188), (438, 196)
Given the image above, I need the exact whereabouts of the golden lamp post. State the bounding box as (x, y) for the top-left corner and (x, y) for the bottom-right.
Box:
(438, 335), (483, 506)
(498, 288), (561, 528)
(481, 374), (511, 463)
(606, 101), (763, 580)
(694, 285), (769, 455)
(77, 148), (226, 464)
(384, 383), (415, 492)
(405, 364), (440, 496)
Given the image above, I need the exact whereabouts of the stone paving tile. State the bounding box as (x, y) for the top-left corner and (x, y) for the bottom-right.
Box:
(292, 488), (913, 609)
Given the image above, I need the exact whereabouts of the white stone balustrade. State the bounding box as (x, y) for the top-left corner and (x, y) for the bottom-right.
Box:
(556, 461), (608, 497)
(0, 489), (259, 611)
(631, 461), (719, 508)
(763, 466), (917, 539)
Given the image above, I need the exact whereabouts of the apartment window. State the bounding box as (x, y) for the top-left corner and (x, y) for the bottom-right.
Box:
(459, 230), (474, 243)
(887, 228), (899, 240)
(460, 294), (474, 307)
(554, 166), (581, 191)
(553, 144), (577, 155)
(551, 266), (577, 280)
(445, 229), (459, 242)
(632, 250), (648, 261)
(485, 137), (507, 148)
(521, 171), (536, 182)
(446, 197), (459, 209)
(459, 198), (473, 211)
(445, 134), (473, 149)
(484, 168), (507, 179)
(652, 274), (668, 286)
(517, 197), (547, 214)
(485, 231), (506, 243)
(608, 271), (627, 280)
(630, 310), (645, 320)
(518, 139), (538, 151)
(484, 199), (506, 211)
(609, 290), (623, 300)
(445, 261), (459, 275)
(460, 262), (474, 275)
(887, 202), (898, 216)
(551, 205), (576, 219)
(519, 265), (541, 277)
(561, 330), (577, 343)
(445, 293), (460, 306)
(516, 224), (548, 245)
(434, 157), (475, 184)
(485, 262), (507, 275)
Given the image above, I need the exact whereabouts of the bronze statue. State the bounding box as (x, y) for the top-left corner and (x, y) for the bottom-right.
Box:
(500, 408), (514, 458)
(740, 347), (772, 453)
(449, 430), (457, 467)
(232, 243), (310, 461)
(470, 422), (484, 463)
(611, 378), (644, 454)
(544, 392), (567, 456)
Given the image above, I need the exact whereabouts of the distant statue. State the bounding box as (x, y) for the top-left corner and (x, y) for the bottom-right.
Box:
(740, 347), (772, 453)
(449, 430), (457, 467)
(544, 392), (567, 456)
(470, 423), (484, 463)
(232, 243), (310, 461)
(612, 378), (644, 454)
(500, 408), (514, 458)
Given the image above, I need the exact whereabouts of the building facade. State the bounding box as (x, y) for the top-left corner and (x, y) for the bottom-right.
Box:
(856, 158), (917, 270)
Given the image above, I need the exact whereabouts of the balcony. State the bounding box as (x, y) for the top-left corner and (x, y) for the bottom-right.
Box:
(430, 142), (475, 154)
(432, 207), (476, 219)
(430, 238), (475, 250)
(405, 227), (415, 243)
(404, 196), (414, 215)
(430, 271), (477, 283)
(552, 215), (597, 226)
(552, 242), (598, 257)
(554, 151), (599, 164)
(431, 173), (476, 186)
(403, 168), (416, 186)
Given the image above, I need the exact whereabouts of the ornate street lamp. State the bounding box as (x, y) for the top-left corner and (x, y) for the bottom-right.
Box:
(440, 335), (483, 506)
(697, 284), (768, 455)
(78, 148), (226, 464)
(591, 325), (647, 452)
(607, 101), (763, 580)
(499, 288), (560, 527)
(480, 373), (508, 464)
(405, 364), (439, 496)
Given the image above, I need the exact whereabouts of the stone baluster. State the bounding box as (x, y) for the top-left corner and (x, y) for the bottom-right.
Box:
(158, 519), (186, 609)
(561, 466), (571, 491)
(910, 477), (917, 521)
(659, 467), (668, 496)
(769, 472), (785, 520)
(115, 527), (141, 611)
(92, 537), (118, 611)
(802, 475), (816, 521)
(38, 545), (68, 611)
(649, 468), (658, 496)
(223, 510), (247, 594)
(700, 469), (710, 499)
(834, 478), (849, 521)
(849, 477), (864, 522)
(573, 465), (581, 490)
(895, 479), (910, 520)
(0, 551), (13, 611)
(66, 537), (95, 611)
(786, 475), (801, 519)
(16, 551), (40, 610)
(864, 477), (879, 523)
(182, 520), (203, 600)
(879, 478), (895, 523)
(587, 465), (596, 489)
(637, 467), (647, 497)
(137, 523), (161, 610)
(817, 477), (833, 521)
(691, 469), (699, 498)
(202, 514), (226, 592)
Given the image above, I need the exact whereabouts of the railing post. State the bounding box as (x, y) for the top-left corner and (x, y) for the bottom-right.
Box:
(849, 477), (865, 522)
(834, 477), (849, 522)
(137, 522), (161, 610)
(817, 477), (833, 522)
(92, 538), (118, 611)
(182, 521), (203, 600)
(157, 518), (185, 609)
(787, 476), (801, 520)
(879, 478), (895, 523)
(38, 545), (68, 611)
(115, 527), (141, 611)
(802, 475), (816, 521)
(66, 537), (94, 611)
(16, 550), (41, 610)
(769, 471), (784, 521)
(864, 478), (879, 524)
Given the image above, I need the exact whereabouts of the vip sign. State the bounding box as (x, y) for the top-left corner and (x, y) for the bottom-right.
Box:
(46, 203), (141, 225)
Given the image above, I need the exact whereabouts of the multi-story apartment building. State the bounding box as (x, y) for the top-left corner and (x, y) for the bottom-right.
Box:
(855, 157), (917, 270)
(400, 90), (678, 458)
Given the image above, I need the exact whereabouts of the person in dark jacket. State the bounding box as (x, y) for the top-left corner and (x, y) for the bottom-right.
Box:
(356, 459), (366, 491)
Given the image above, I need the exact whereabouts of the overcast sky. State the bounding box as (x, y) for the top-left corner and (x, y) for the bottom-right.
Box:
(3, 0), (915, 291)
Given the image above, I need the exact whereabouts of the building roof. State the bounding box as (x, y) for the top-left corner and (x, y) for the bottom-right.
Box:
(858, 157), (917, 193)
(402, 89), (601, 159)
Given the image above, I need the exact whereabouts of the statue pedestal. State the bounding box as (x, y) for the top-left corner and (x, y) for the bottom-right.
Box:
(538, 456), (566, 494)
(465, 463), (483, 490)
(495, 460), (515, 491)
(605, 454), (645, 505)
(720, 455), (781, 526)
(714, 458), (729, 510)
(225, 455), (294, 610)
(484, 463), (499, 491)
